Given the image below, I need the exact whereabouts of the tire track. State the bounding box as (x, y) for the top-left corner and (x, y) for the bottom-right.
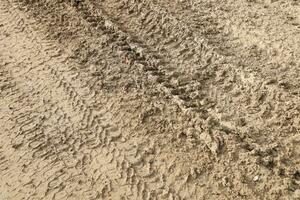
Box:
(56, 0), (300, 198)
(34, 0), (299, 163)
(0, 1), (189, 199)
(83, 0), (300, 178)
(1, 0), (299, 199)
(88, 0), (300, 137)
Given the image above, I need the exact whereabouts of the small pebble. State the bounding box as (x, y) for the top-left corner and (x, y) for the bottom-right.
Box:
(253, 175), (260, 182)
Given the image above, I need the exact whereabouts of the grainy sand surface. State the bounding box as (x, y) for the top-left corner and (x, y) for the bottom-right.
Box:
(0, 0), (299, 199)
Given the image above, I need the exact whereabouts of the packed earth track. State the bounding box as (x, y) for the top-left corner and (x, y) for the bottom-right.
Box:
(0, 0), (299, 199)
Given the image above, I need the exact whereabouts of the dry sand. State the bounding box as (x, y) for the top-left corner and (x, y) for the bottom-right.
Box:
(0, 0), (299, 199)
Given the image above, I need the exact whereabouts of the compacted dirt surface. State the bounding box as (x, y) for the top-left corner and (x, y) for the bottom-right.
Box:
(0, 0), (299, 199)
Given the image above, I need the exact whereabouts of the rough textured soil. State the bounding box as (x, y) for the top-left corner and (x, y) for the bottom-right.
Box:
(0, 0), (299, 199)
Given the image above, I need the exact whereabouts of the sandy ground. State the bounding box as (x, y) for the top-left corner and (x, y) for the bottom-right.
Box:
(0, 0), (299, 199)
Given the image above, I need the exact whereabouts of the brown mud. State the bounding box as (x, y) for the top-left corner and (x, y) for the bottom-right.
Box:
(0, 0), (299, 199)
